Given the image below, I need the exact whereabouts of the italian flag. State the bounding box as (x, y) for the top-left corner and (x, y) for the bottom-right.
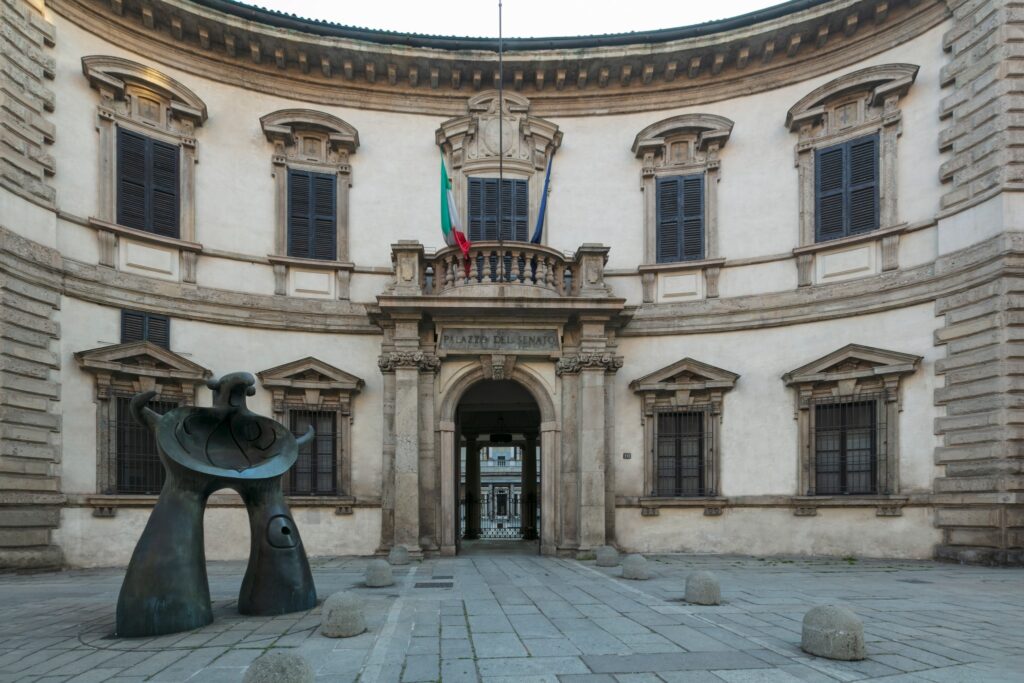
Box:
(440, 155), (471, 258)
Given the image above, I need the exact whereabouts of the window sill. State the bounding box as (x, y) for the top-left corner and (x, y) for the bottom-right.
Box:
(267, 254), (355, 271)
(791, 223), (907, 257)
(791, 494), (908, 517)
(89, 218), (203, 253)
(82, 493), (378, 516)
(637, 258), (725, 274)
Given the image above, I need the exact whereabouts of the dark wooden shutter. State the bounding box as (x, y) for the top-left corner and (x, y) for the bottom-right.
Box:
(146, 314), (170, 349)
(681, 175), (704, 261)
(816, 134), (879, 241)
(505, 179), (528, 241)
(656, 176), (680, 263)
(311, 172), (337, 259)
(116, 128), (179, 238)
(848, 135), (878, 234)
(149, 139), (180, 237)
(116, 128), (148, 231)
(482, 179), (498, 240)
(287, 169), (312, 257)
(468, 178), (481, 241)
(121, 310), (170, 349)
(815, 144), (846, 241)
(120, 310), (146, 343)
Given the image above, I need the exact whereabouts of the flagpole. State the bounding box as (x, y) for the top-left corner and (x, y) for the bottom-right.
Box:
(497, 0), (504, 253)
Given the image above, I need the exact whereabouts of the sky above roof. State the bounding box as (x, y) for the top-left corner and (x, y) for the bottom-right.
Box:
(246, 1), (788, 39)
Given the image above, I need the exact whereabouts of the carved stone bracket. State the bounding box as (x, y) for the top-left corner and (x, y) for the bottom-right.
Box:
(480, 354), (517, 380)
(378, 351), (441, 373)
(555, 352), (624, 376)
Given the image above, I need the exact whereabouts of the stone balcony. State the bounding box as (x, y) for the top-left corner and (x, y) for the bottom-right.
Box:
(385, 240), (617, 300)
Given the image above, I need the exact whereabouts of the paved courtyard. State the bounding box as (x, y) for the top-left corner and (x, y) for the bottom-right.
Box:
(0, 551), (1021, 682)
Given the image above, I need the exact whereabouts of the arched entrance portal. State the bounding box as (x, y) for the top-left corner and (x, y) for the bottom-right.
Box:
(455, 380), (540, 553)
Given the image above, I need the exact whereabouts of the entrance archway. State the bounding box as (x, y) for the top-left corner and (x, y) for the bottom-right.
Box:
(456, 380), (540, 554)
(438, 368), (559, 556)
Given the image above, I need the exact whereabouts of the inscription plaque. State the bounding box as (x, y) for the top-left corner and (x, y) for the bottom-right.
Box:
(438, 328), (559, 354)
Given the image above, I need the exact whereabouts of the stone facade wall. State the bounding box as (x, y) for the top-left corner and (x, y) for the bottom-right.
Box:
(933, 233), (1024, 565)
(1, 0), (56, 207)
(939, 0), (1024, 213)
(0, 228), (64, 568)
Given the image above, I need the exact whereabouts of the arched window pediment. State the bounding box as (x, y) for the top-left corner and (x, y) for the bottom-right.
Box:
(81, 55), (207, 128)
(786, 63), (919, 133)
(632, 114), (735, 160)
(260, 109), (360, 159)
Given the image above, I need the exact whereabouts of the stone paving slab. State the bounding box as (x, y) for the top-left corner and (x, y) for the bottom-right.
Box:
(0, 553), (1022, 681)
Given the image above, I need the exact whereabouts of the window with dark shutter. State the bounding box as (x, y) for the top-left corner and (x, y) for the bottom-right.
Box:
(813, 396), (883, 495)
(655, 410), (706, 496)
(121, 310), (170, 349)
(288, 410), (337, 495)
(815, 134), (879, 242)
(467, 177), (528, 242)
(116, 128), (180, 238)
(656, 174), (704, 263)
(287, 169), (336, 260)
(116, 395), (177, 494)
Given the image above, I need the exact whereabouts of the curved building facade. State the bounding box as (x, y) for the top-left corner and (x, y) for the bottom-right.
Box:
(2, 0), (1021, 568)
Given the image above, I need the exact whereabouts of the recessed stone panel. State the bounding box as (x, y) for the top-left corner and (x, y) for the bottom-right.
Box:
(816, 243), (876, 283)
(289, 268), (334, 298)
(120, 239), (179, 280)
(658, 272), (702, 301)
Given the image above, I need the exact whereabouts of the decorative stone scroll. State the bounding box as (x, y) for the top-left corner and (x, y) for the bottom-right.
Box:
(377, 351), (441, 373)
(555, 352), (624, 376)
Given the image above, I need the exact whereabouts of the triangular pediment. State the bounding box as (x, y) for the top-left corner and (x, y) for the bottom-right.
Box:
(257, 357), (364, 392)
(75, 341), (211, 380)
(630, 357), (739, 393)
(783, 344), (921, 385)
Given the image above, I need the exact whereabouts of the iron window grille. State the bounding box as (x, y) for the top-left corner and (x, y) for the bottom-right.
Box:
(811, 394), (886, 495)
(655, 408), (710, 497)
(288, 409), (338, 495)
(115, 395), (177, 494)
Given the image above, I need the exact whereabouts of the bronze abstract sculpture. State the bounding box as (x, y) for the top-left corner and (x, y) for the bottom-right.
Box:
(115, 372), (317, 638)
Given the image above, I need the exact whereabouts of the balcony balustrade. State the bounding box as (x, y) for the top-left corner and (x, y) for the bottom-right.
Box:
(387, 240), (613, 299)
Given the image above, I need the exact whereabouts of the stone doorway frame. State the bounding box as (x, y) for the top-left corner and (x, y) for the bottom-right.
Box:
(437, 364), (559, 556)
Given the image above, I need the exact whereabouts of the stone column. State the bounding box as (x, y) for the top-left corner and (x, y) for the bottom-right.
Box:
(393, 361), (420, 551)
(522, 433), (538, 540)
(464, 434), (481, 540)
(539, 422), (560, 555)
(438, 420), (457, 555)
(578, 364), (607, 551)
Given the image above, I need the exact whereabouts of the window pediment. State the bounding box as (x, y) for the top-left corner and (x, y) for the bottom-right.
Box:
(632, 114), (734, 164)
(75, 341), (211, 400)
(786, 64), (918, 134)
(258, 357), (364, 413)
(260, 109), (359, 164)
(436, 90), (561, 174)
(82, 55), (207, 130)
(631, 358), (738, 414)
(783, 343), (921, 386)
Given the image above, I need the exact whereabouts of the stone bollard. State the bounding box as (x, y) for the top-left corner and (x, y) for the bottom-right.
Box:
(243, 651), (314, 683)
(621, 554), (649, 580)
(365, 559), (394, 587)
(595, 545), (620, 567)
(685, 571), (721, 605)
(801, 605), (866, 661)
(320, 591), (367, 638)
(388, 545), (410, 565)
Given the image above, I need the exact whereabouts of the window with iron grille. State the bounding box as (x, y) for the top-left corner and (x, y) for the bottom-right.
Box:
(812, 395), (885, 495)
(655, 409), (708, 497)
(288, 410), (338, 495)
(115, 395), (177, 494)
